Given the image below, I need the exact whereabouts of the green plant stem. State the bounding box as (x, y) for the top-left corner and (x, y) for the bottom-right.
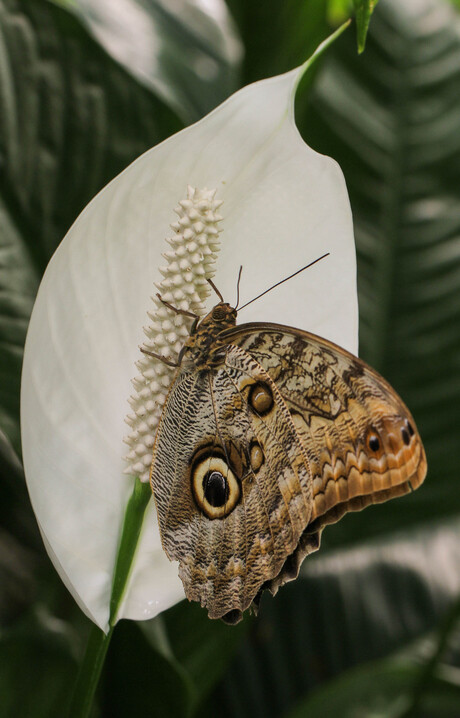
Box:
(109, 479), (152, 625)
(67, 623), (114, 718)
(68, 478), (152, 718)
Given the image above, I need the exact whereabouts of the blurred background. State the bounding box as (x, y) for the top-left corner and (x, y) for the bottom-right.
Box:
(1, 0), (460, 715)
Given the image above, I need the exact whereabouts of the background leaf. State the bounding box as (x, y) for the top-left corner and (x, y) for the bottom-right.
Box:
(225, 0), (332, 83)
(2, 0), (460, 715)
(288, 652), (460, 718)
(301, 0), (460, 542)
(198, 519), (460, 717)
(353, 0), (380, 52)
(0, 607), (79, 718)
(48, 0), (243, 123)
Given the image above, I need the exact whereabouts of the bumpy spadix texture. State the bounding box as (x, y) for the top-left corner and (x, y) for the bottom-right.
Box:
(124, 187), (222, 482)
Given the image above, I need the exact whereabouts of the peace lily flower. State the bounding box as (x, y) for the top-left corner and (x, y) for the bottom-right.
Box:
(21, 26), (357, 636)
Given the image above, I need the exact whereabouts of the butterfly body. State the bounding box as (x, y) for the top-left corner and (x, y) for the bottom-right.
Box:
(178, 302), (238, 368)
(150, 303), (427, 624)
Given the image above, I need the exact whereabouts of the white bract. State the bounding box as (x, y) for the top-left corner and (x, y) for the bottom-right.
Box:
(21, 33), (357, 631)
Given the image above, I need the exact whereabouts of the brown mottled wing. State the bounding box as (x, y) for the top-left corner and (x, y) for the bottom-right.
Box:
(224, 323), (427, 557)
(149, 344), (314, 623)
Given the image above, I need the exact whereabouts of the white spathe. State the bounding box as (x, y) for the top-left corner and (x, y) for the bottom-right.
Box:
(21, 34), (357, 631)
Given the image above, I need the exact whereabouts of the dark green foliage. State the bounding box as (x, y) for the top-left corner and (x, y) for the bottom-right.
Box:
(1, 0), (460, 716)
(300, 0), (460, 540)
(353, 0), (380, 52)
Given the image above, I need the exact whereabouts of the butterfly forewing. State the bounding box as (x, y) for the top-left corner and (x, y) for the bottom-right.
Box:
(225, 323), (427, 535)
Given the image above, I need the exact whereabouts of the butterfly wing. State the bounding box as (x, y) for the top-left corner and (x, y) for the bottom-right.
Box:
(150, 343), (315, 623)
(151, 321), (427, 622)
(224, 323), (427, 536)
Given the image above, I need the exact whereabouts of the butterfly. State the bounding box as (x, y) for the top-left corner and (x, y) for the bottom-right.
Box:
(145, 272), (427, 625)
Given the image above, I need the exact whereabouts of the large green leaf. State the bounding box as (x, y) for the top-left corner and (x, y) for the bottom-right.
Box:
(199, 519), (460, 718)
(49, 0), (242, 123)
(288, 652), (460, 718)
(161, 601), (249, 713)
(225, 0), (332, 83)
(0, 606), (78, 718)
(79, 600), (249, 717)
(225, 0), (379, 85)
(99, 621), (191, 718)
(300, 0), (460, 545)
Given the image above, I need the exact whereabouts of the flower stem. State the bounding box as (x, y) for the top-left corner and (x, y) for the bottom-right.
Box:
(109, 478), (152, 625)
(68, 478), (152, 718)
(67, 623), (114, 718)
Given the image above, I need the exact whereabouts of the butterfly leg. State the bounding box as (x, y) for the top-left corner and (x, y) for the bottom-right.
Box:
(140, 347), (179, 367)
(156, 293), (199, 319)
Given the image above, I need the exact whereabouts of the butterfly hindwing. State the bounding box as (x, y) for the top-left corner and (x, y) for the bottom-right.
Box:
(150, 343), (313, 622)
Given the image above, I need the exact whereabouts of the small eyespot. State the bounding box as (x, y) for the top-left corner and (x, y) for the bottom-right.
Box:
(191, 454), (240, 519)
(367, 434), (380, 452)
(248, 382), (274, 415)
(406, 420), (415, 437)
(401, 428), (410, 446)
(249, 442), (264, 472)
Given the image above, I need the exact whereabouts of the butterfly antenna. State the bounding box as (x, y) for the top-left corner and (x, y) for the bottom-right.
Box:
(238, 253), (330, 311)
(235, 265), (243, 310)
(207, 277), (224, 303)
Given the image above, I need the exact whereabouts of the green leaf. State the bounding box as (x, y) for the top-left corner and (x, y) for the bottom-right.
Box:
(100, 621), (191, 718)
(0, 427), (41, 559)
(67, 479), (151, 718)
(289, 656), (415, 717)
(201, 519), (460, 718)
(353, 0), (379, 52)
(0, 0), (182, 455)
(288, 653), (460, 718)
(0, 607), (78, 718)
(300, 0), (460, 545)
(0, 200), (38, 456)
(109, 480), (152, 626)
(161, 600), (250, 713)
(400, 595), (460, 717)
(226, 0), (333, 83)
(47, 0), (243, 123)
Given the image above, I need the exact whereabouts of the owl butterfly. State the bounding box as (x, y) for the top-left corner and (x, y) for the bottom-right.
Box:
(146, 266), (427, 625)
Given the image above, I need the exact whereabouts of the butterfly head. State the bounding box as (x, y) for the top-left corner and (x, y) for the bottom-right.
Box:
(201, 302), (237, 331)
(179, 303), (237, 368)
(212, 302), (237, 323)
